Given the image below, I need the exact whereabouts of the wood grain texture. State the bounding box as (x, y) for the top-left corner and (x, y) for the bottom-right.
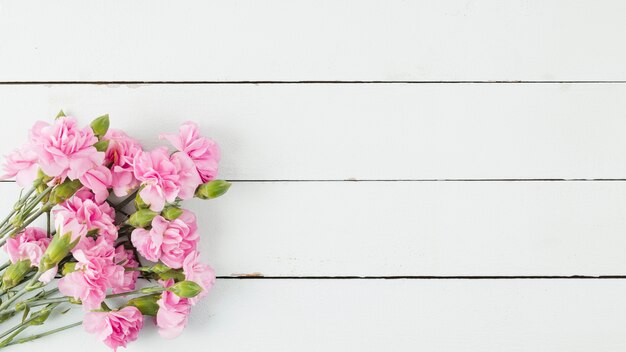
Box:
(1, 83), (626, 180)
(9, 279), (626, 352)
(1, 1), (626, 81)
(3, 180), (626, 276)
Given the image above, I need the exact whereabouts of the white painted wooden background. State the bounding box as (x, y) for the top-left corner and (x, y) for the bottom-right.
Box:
(2, 0), (626, 351)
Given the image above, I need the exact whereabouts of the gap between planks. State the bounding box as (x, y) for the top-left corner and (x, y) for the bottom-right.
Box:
(2, 81), (626, 85)
(219, 275), (626, 280)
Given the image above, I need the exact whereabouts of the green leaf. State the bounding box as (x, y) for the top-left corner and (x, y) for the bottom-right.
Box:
(94, 140), (110, 152)
(90, 114), (110, 138)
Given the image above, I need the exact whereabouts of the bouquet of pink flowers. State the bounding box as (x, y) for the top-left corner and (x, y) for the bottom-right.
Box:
(0, 112), (229, 350)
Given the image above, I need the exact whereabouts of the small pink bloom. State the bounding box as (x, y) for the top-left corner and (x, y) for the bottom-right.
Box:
(131, 212), (199, 269)
(104, 129), (142, 197)
(133, 147), (180, 212)
(53, 193), (117, 245)
(79, 165), (112, 204)
(3, 227), (50, 266)
(84, 306), (143, 351)
(0, 145), (39, 187)
(156, 279), (191, 339)
(161, 122), (220, 182)
(182, 251), (215, 305)
(29, 117), (103, 181)
(58, 237), (124, 310)
(111, 245), (139, 294)
(171, 152), (201, 200)
(38, 266), (58, 284)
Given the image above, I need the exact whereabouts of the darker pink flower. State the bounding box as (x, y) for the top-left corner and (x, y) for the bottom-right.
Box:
(133, 147), (180, 212)
(111, 245), (139, 294)
(161, 122), (220, 182)
(182, 251), (215, 305)
(0, 145), (39, 187)
(104, 129), (142, 197)
(29, 117), (103, 181)
(58, 237), (124, 310)
(84, 306), (143, 351)
(131, 211), (198, 269)
(3, 227), (50, 267)
(155, 279), (191, 339)
(53, 192), (117, 246)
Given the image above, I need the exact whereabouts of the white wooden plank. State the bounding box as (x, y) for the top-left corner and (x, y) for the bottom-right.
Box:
(1, 1), (626, 81)
(2, 181), (626, 276)
(9, 279), (626, 351)
(1, 83), (626, 180)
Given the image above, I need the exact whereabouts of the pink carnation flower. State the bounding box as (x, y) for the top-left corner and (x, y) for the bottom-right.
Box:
(104, 129), (142, 197)
(133, 147), (180, 212)
(29, 117), (103, 181)
(53, 192), (117, 245)
(156, 279), (192, 339)
(3, 227), (50, 267)
(0, 145), (39, 187)
(182, 251), (215, 305)
(79, 164), (112, 204)
(58, 237), (124, 310)
(161, 121), (220, 183)
(84, 306), (143, 351)
(131, 211), (199, 269)
(112, 245), (139, 294)
(171, 152), (202, 200)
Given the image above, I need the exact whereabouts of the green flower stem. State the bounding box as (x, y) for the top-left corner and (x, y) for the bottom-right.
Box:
(0, 302), (60, 341)
(0, 208), (47, 248)
(0, 186), (36, 233)
(0, 261), (10, 272)
(106, 286), (165, 299)
(0, 187), (52, 240)
(0, 321), (81, 348)
(0, 326), (27, 348)
(0, 271), (44, 314)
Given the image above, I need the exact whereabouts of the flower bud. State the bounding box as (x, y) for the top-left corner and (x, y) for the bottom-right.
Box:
(93, 140), (110, 152)
(29, 305), (54, 325)
(49, 179), (82, 205)
(135, 191), (149, 210)
(169, 280), (202, 298)
(62, 262), (77, 276)
(195, 180), (231, 200)
(1, 260), (32, 291)
(39, 231), (79, 272)
(161, 206), (183, 221)
(55, 110), (66, 119)
(126, 294), (160, 316)
(90, 114), (110, 138)
(150, 263), (171, 274)
(128, 209), (158, 228)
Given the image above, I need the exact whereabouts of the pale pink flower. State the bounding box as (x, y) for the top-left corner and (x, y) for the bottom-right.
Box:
(182, 251), (215, 305)
(171, 152), (202, 200)
(84, 306), (143, 351)
(131, 211), (198, 269)
(29, 117), (103, 181)
(53, 193), (117, 246)
(79, 165), (112, 204)
(111, 245), (139, 294)
(3, 227), (50, 267)
(0, 145), (39, 187)
(156, 279), (191, 339)
(133, 147), (180, 212)
(104, 129), (142, 197)
(161, 121), (220, 182)
(58, 237), (124, 310)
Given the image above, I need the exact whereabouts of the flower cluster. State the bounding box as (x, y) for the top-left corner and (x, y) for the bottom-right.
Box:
(0, 113), (229, 350)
